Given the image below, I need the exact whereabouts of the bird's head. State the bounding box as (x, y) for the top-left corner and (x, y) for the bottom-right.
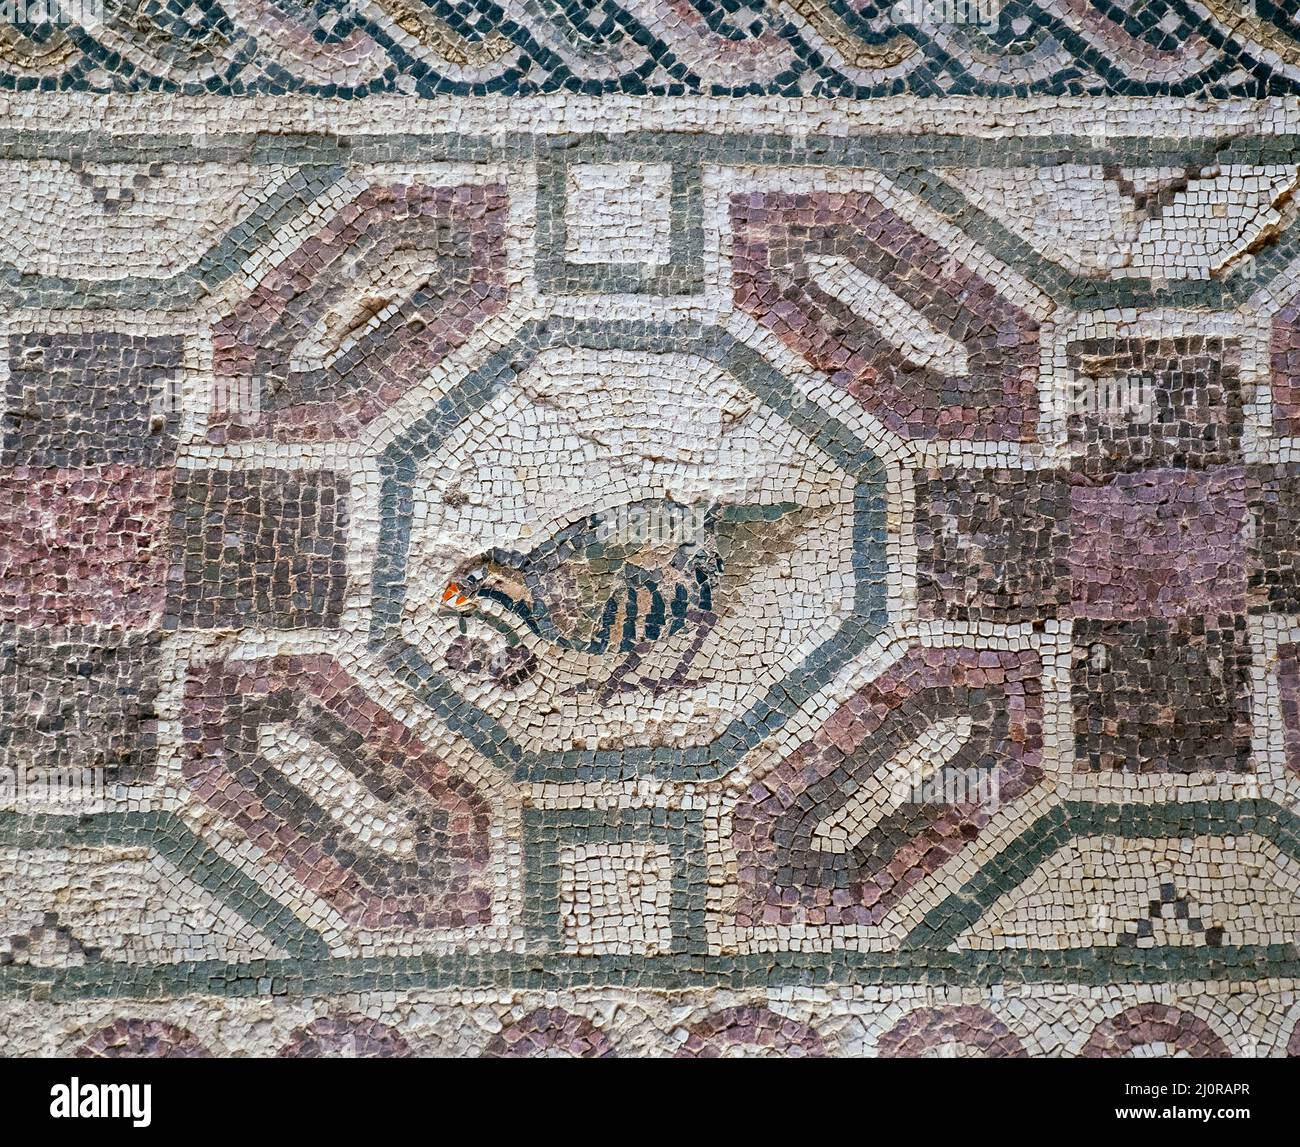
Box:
(441, 550), (527, 614)
(441, 564), (486, 612)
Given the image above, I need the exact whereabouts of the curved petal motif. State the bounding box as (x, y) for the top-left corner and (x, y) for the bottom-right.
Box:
(277, 1015), (413, 1057)
(76, 1019), (211, 1058)
(877, 1006), (1027, 1058)
(674, 1006), (828, 1057)
(1080, 1005), (1230, 1058)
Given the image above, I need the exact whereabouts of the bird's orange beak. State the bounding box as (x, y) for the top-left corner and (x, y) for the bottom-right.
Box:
(442, 581), (472, 609)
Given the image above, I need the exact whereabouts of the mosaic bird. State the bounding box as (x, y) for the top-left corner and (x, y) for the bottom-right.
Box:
(441, 497), (821, 699)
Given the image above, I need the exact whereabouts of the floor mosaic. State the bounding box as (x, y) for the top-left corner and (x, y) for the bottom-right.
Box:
(4, 11), (1300, 1055)
(9, 1), (1300, 97)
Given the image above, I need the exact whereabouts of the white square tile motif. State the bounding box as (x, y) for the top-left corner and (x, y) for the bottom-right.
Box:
(565, 162), (673, 267)
(559, 841), (673, 956)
